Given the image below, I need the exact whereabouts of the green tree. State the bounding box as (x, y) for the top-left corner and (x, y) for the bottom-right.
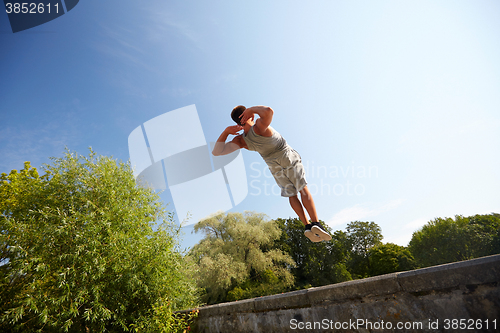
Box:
(467, 213), (500, 256)
(0, 151), (198, 332)
(409, 214), (500, 268)
(345, 221), (383, 278)
(346, 221), (383, 257)
(368, 243), (417, 276)
(273, 218), (351, 288)
(189, 212), (294, 305)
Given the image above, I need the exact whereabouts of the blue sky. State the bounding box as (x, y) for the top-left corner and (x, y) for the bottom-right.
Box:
(1, 0), (499, 250)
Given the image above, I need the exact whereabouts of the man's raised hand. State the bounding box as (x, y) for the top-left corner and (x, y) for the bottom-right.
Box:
(225, 125), (243, 135)
(239, 108), (255, 125)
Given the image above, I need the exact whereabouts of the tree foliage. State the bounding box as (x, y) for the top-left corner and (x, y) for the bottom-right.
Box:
(409, 213), (500, 268)
(344, 221), (383, 278)
(189, 212), (294, 305)
(0, 150), (198, 332)
(368, 243), (417, 276)
(273, 218), (351, 288)
(346, 221), (383, 257)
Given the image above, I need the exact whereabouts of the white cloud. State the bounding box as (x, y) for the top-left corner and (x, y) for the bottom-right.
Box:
(143, 6), (205, 52)
(384, 233), (413, 247)
(0, 110), (81, 174)
(384, 218), (430, 246)
(403, 218), (429, 231)
(93, 23), (153, 73)
(327, 199), (404, 227)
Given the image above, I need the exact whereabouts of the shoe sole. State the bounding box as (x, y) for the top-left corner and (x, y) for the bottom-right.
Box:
(304, 230), (322, 242)
(311, 226), (332, 241)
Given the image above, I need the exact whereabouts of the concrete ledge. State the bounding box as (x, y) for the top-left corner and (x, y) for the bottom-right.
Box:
(307, 273), (401, 306)
(190, 255), (500, 333)
(397, 254), (500, 293)
(253, 289), (309, 312)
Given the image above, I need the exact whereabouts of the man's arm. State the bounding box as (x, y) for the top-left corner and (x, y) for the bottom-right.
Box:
(240, 106), (274, 136)
(212, 125), (245, 156)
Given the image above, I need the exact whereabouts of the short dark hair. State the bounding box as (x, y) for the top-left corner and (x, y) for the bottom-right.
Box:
(231, 105), (246, 125)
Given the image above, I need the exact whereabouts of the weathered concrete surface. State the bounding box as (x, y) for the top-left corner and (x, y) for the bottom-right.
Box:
(187, 255), (500, 332)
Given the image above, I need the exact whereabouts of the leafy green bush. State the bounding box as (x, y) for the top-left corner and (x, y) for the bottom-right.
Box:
(189, 212), (295, 305)
(368, 243), (417, 276)
(409, 214), (500, 268)
(0, 150), (198, 332)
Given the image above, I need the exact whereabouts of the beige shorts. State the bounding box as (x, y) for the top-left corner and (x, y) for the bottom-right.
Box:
(266, 149), (307, 197)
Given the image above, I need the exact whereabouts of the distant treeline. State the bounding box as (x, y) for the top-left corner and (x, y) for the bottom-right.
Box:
(189, 212), (500, 305)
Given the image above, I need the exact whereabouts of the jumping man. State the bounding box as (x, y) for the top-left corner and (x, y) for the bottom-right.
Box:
(212, 105), (332, 242)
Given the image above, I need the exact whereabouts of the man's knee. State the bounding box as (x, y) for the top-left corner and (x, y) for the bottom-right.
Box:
(300, 186), (312, 199)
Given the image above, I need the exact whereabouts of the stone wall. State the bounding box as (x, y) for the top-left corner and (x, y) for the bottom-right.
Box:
(187, 254), (500, 332)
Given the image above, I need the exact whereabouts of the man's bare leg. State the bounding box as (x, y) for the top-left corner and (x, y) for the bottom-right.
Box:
(290, 189), (323, 242)
(299, 186), (332, 241)
(289, 195), (308, 226)
(299, 186), (318, 222)
(290, 194), (320, 242)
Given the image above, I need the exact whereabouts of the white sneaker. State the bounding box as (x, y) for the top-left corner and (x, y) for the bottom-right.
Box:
(304, 223), (322, 242)
(311, 222), (332, 241)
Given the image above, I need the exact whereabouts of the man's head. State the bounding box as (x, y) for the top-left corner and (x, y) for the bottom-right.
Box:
(231, 105), (246, 125)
